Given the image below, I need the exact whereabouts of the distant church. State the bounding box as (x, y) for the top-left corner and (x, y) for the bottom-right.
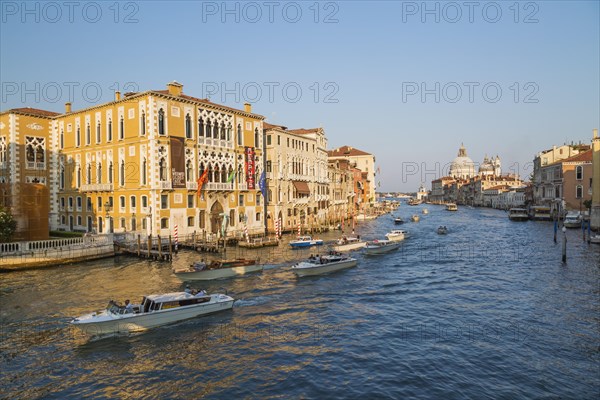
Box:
(449, 144), (501, 179)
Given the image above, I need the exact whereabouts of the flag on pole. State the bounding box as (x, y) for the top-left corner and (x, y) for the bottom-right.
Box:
(196, 169), (209, 197)
(258, 171), (267, 201)
(226, 170), (236, 183)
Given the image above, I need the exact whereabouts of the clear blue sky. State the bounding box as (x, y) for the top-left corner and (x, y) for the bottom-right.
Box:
(1, 0), (598, 191)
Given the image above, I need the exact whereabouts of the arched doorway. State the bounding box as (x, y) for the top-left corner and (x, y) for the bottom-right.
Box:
(210, 201), (224, 235)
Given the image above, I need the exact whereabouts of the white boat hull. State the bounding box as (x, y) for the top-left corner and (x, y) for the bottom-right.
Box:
(174, 264), (263, 281)
(364, 242), (402, 255)
(589, 235), (600, 244)
(563, 222), (582, 228)
(385, 234), (405, 242)
(293, 259), (357, 277)
(332, 241), (366, 252)
(71, 296), (234, 335)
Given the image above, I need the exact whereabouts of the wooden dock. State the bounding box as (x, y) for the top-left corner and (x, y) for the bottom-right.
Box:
(114, 234), (174, 261)
(238, 237), (280, 249)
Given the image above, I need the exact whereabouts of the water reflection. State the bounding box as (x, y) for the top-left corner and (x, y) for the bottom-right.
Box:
(1, 204), (599, 398)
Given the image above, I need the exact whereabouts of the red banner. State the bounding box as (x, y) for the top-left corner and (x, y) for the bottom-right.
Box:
(245, 147), (255, 189)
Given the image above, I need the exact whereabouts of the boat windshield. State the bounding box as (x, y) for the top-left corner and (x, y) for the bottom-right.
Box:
(106, 301), (122, 315)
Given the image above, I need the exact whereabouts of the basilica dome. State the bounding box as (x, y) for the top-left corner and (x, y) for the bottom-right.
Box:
(449, 144), (475, 179)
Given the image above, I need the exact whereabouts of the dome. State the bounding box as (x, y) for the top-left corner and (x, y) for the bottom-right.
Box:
(449, 144), (475, 179)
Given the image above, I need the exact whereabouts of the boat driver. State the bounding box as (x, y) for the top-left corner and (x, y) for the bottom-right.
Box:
(124, 300), (133, 313)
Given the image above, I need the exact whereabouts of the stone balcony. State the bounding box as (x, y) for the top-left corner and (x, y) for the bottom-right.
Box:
(81, 183), (113, 192)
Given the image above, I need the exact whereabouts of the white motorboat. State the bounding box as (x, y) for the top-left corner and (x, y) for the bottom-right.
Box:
(292, 254), (358, 277)
(508, 208), (529, 221)
(289, 236), (324, 248)
(563, 212), (582, 228)
(422, 209), (429, 215)
(437, 226), (448, 235)
(173, 259), (261, 281)
(332, 236), (366, 252)
(446, 203), (458, 211)
(529, 206), (552, 221)
(364, 239), (402, 255)
(385, 230), (407, 242)
(589, 234), (600, 244)
(411, 214), (420, 222)
(70, 291), (235, 336)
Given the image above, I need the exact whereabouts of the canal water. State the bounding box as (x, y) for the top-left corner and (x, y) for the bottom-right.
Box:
(1, 205), (599, 399)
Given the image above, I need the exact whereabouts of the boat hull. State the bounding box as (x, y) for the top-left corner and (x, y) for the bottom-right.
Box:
(174, 264), (263, 281)
(332, 241), (366, 252)
(563, 222), (582, 228)
(293, 259), (357, 277)
(364, 242), (402, 255)
(71, 298), (234, 336)
(509, 216), (529, 221)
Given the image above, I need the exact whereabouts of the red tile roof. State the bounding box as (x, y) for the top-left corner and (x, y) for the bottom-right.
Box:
(263, 122), (288, 130)
(3, 107), (60, 118)
(287, 128), (320, 135)
(556, 149), (593, 164)
(328, 145), (372, 157)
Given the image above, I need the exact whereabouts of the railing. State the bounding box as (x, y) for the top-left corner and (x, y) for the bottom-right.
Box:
(0, 234), (114, 256)
(187, 181), (198, 190)
(81, 183), (113, 192)
(238, 183), (248, 191)
(159, 181), (172, 190)
(205, 182), (233, 191)
(26, 161), (46, 170)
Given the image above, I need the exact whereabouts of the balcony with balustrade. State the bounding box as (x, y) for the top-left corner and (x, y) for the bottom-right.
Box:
(81, 183), (114, 192)
(187, 181), (198, 190)
(26, 161), (46, 170)
(205, 182), (233, 191)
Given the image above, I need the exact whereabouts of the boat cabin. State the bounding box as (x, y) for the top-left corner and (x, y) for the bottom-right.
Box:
(108, 293), (212, 315)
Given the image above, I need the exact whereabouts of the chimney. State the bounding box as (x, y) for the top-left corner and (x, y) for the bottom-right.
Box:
(115, 91), (121, 101)
(244, 103), (252, 113)
(65, 102), (72, 114)
(167, 81), (183, 96)
(594, 128), (598, 139)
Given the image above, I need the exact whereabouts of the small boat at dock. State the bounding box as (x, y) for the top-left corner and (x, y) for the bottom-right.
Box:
(563, 212), (582, 228)
(508, 208), (529, 221)
(173, 259), (260, 281)
(70, 291), (234, 336)
(292, 254), (358, 277)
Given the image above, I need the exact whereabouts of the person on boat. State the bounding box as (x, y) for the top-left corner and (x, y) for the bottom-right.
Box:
(196, 289), (207, 297)
(124, 300), (133, 313)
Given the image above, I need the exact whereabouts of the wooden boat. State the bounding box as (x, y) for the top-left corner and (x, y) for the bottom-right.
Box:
(332, 236), (366, 252)
(173, 259), (261, 281)
(292, 254), (357, 277)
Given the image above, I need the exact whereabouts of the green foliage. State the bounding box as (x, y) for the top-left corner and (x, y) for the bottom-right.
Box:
(0, 207), (17, 243)
(583, 199), (592, 210)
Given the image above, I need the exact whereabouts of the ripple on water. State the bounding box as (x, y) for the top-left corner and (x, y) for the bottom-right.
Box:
(1, 205), (599, 398)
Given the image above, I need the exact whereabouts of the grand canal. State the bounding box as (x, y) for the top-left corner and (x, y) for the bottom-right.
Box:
(1, 204), (599, 399)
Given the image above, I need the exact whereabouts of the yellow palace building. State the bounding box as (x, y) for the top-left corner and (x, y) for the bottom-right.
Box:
(1, 82), (266, 240)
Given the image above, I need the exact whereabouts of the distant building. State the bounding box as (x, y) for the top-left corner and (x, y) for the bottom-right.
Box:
(449, 144), (475, 179)
(592, 129), (600, 230)
(416, 183), (428, 201)
(328, 145), (376, 207)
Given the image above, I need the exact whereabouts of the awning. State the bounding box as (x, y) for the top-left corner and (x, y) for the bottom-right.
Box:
(292, 181), (310, 195)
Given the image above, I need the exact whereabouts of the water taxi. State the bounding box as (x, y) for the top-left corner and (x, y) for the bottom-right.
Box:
(508, 208), (529, 221)
(70, 291), (234, 336)
(289, 236), (324, 248)
(529, 206), (552, 221)
(446, 203), (458, 211)
(385, 230), (407, 241)
(292, 254), (358, 277)
(173, 259), (260, 281)
(332, 236), (366, 252)
(563, 212), (582, 228)
(364, 239), (402, 255)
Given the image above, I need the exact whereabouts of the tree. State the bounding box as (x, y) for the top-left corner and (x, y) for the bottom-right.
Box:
(0, 207), (17, 243)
